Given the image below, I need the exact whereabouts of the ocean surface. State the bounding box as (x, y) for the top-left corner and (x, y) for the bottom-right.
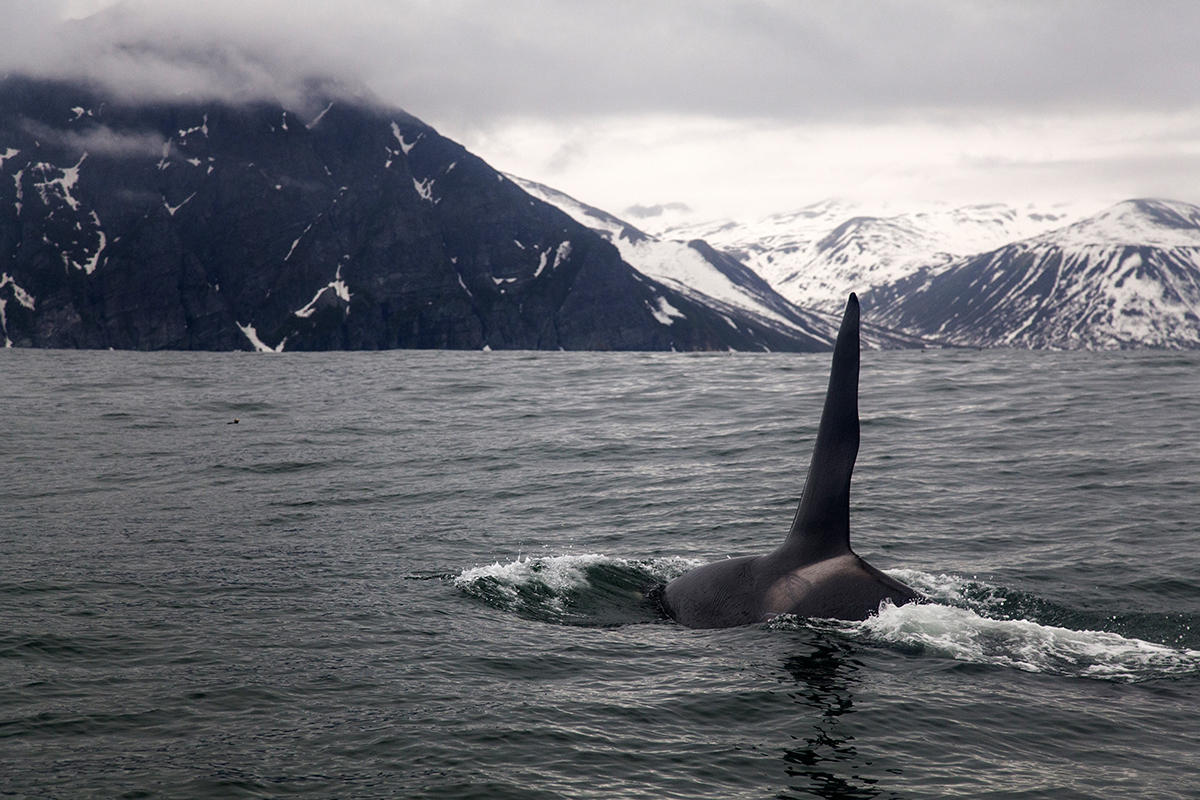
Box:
(2, 347), (1199, 799)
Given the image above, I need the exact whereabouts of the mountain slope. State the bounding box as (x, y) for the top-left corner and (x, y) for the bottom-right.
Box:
(0, 77), (827, 352)
(509, 177), (929, 350)
(863, 199), (1200, 349)
(659, 201), (1087, 311)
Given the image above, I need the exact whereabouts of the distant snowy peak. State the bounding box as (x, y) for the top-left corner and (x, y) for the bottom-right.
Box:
(661, 199), (1085, 253)
(865, 199), (1200, 349)
(499, 183), (1200, 349)
(1029, 198), (1200, 249)
(658, 199), (1093, 311)
(510, 175), (928, 350)
(654, 199), (860, 263)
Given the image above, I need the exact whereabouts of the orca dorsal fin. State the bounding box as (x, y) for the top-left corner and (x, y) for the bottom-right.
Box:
(780, 293), (860, 564)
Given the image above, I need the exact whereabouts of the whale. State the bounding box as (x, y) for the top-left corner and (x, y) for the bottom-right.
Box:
(657, 293), (920, 628)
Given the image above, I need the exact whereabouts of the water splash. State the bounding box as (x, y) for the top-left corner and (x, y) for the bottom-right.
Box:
(455, 558), (1200, 681)
(453, 554), (700, 626)
(771, 570), (1200, 683)
(885, 568), (1009, 612)
(857, 601), (1200, 682)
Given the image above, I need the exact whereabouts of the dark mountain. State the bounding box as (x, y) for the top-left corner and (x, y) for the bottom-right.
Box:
(0, 77), (830, 352)
(863, 200), (1200, 349)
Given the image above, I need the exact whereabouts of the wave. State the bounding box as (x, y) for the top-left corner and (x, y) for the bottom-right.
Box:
(453, 553), (700, 627)
(452, 555), (1200, 682)
(858, 602), (1199, 682)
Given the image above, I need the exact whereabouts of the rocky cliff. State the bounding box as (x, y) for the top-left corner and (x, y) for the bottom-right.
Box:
(0, 78), (830, 352)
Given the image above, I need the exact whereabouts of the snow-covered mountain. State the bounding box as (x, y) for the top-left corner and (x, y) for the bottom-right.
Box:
(570, 189), (1200, 348)
(656, 200), (1091, 311)
(508, 177), (930, 350)
(864, 199), (1200, 349)
(14, 74), (1192, 352)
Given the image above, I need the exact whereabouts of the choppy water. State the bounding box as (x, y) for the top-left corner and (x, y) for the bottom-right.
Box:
(3, 347), (1199, 799)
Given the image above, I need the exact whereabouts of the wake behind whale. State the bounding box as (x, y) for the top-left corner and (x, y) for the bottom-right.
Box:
(657, 293), (921, 628)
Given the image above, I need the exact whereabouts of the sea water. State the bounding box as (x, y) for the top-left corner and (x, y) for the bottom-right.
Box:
(2, 348), (1198, 799)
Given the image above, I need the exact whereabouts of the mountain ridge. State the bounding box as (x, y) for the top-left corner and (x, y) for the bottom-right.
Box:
(637, 195), (1200, 349)
(862, 199), (1200, 349)
(509, 175), (931, 350)
(654, 199), (1093, 312)
(0, 76), (834, 353)
(8, 77), (1199, 351)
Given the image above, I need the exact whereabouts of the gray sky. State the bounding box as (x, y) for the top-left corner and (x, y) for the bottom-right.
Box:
(5, 0), (1200, 219)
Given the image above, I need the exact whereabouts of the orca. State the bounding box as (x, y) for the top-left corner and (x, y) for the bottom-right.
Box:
(658, 293), (920, 628)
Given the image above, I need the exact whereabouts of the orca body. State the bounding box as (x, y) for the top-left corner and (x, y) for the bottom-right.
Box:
(660, 294), (919, 628)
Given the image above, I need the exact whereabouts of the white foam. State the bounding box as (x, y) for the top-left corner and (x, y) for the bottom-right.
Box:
(884, 568), (1006, 612)
(452, 558), (1197, 681)
(457, 553), (609, 599)
(755, 569), (1200, 681)
(854, 601), (1200, 681)
(455, 553), (700, 596)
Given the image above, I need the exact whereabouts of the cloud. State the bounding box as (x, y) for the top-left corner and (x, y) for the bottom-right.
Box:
(624, 203), (692, 220)
(3, 1), (1200, 215)
(4, 1), (1200, 122)
(455, 109), (1200, 219)
(1, 1), (363, 109)
(20, 119), (166, 158)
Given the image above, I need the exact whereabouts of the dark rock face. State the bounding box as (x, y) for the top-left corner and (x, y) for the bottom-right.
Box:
(0, 77), (826, 352)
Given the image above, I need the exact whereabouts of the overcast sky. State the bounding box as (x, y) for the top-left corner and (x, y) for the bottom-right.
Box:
(4, 0), (1200, 220)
